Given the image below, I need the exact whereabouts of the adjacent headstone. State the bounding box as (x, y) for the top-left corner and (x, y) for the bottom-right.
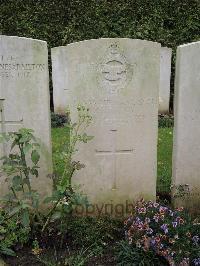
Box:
(52, 39), (160, 214)
(159, 47), (172, 114)
(172, 41), (200, 213)
(0, 36), (52, 198)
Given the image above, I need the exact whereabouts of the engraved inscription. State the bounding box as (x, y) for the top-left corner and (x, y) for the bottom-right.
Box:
(0, 55), (46, 79)
(102, 60), (126, 83)
(98, 43), (132, 92)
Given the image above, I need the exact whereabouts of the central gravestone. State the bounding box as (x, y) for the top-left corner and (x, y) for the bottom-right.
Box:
(52, 39), (160, 212)
(0, 36), (52, 198)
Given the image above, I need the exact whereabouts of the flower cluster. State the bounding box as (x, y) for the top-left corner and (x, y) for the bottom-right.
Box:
(124, 199), (200, 265)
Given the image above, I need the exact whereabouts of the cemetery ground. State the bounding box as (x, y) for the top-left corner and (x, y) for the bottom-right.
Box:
(4, 126), (198, 266)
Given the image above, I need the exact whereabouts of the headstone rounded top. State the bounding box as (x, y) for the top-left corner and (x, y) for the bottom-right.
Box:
(178, 41), (200, 49)
(52, 38), (161, 50)
(0, 35), (47, 45)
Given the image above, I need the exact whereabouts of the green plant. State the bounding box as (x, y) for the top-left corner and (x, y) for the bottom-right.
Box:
(66, 216), (122, 256)
(0, 209), (29, 256)
(64, 248), (92, 266)
(35, 247), (92, 266)
(42, 105), (93, 232)
(157, 127), (173, 195)
(0, 128), (41, 228)
(51, 112), (68, 128)
(171, 183), (190, 199)
(158, 114), (174, 128)
(124, 199), (200, 265)
(116, 240), (167, 266)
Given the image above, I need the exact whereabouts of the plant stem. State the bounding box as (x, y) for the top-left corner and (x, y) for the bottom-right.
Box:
(42, 198), (60, 232)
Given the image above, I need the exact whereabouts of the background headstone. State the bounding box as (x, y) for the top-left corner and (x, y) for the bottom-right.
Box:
(52, 38), (160, 213)
(172, 41), (200, 212)
(159, 47), (172, 114)
(0, 35), (52, 198)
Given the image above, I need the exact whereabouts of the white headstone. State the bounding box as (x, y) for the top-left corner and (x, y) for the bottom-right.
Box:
(52, 39), (160, 214)
(172, 41), (200, 212)
(0, 36), (52, 198)
(159, 47), (172, 114)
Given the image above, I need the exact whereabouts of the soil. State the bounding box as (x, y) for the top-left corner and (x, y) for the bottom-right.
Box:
(4, 247), (117, 266)
(4, 248), (44, 266)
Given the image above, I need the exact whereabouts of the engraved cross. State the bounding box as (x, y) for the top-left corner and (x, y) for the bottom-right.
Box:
(95, 129), (134, 190)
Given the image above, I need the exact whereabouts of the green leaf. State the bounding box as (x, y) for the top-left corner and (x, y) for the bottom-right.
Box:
(75, 161), (85, 170)
(43, 196), (54, 204)
(21, 209), (30, 227)
(23, 143), (32, 154)
(30, 168), (39, 177)
(10, 139), (18, 150)
(8, 206), (22, 217)
(0, 246), (16, 256)
(21, 202), (32, 210)
(0, 133), (10, 143)
(86, 135), (93, 141)
(22, 178), (30, 186)
(12, 175), (21, 187)
(31, 150), (40, 165)
(81, 133), (93, 143)
(43, 190), (61, 203)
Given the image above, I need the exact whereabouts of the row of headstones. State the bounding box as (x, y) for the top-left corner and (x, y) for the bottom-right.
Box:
(0, 36), (199, 212)
(53, 43), (172, 114)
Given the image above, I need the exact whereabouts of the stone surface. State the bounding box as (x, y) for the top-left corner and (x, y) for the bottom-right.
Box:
(52, 38), (160, 214)
(172, 41), (200, 212)
(0, 35), (52, 198)
(159, 47), (172, 114)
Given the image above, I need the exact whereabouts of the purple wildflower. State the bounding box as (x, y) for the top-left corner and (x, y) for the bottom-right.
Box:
(172, 221), (178, 228)
(182, 258), (190, 264)
(137, 224), (143, 231)
(147, 200), (153, 208)
(150, 238), (156, 247)
(153, 203), (159, 208)
(153, 214), (159, 223)
(138, 207), (146, 214)
(192, 236), (199, 245)
(145, 217), (151, 224)
(146, 228), (153, 235)
(159, 206), (168, 214)
(193, 258), (200, 266)
(161, 224), (169, 234)
(135, 217), (141, 223)
(160, 243), (164, 249)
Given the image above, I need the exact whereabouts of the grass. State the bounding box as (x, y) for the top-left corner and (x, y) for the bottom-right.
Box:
(52, 127), (69, 178)
(157, 128), (173, 193)
(51, 127), (173, 193)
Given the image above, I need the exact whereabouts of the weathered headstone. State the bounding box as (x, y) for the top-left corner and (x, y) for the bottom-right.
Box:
(52, 39), (160, 214)
(159, 47), (172, 114)
(172, 41), (200, 212)
(0, 36), (52, 198)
